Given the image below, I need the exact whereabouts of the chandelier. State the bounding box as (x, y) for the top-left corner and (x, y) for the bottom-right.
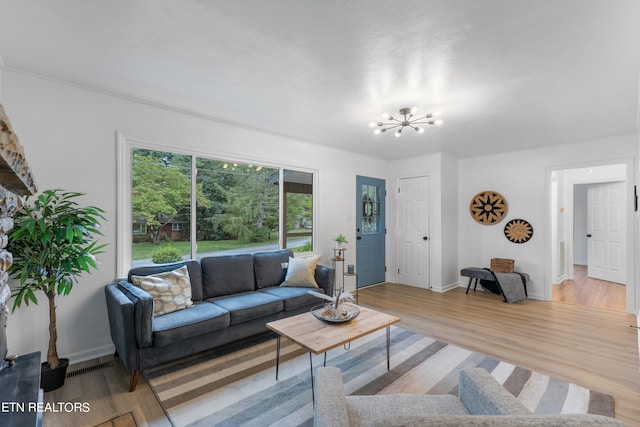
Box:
(369, 107), (442, 137)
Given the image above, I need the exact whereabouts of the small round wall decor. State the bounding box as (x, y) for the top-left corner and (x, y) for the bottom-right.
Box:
(469, 191), (508, 225)
(504, 218), (533, 243)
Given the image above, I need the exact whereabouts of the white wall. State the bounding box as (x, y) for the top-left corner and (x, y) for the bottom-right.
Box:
(386, 152), (459, 291)
(1, 69), (388, 363)
(441, 153), (460, 289)
(458, 135), (637, 302)
(550, 171), (566, 282)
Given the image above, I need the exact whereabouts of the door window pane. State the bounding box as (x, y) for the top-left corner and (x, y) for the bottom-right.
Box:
(362, 184), (381, 234)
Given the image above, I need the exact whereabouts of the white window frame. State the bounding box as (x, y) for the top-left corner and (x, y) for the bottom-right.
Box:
(116, 132), (318, 277)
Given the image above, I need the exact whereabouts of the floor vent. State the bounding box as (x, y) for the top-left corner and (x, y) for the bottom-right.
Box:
(66, 360), (114, 378)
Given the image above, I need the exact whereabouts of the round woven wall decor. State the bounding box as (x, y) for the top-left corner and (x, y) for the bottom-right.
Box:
(504, 218), (533, 243)
(469, 191), (508, 225)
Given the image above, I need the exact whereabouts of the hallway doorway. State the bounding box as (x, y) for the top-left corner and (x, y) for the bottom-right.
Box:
(548, 161), (635, 314)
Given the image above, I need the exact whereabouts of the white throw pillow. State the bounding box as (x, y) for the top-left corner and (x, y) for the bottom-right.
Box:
(131, 265), (194, 317)
(281, 255), (321, 288)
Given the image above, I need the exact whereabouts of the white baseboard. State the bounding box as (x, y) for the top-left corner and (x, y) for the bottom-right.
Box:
(431, 281), (461, 293)
(65, 343), (115, 365)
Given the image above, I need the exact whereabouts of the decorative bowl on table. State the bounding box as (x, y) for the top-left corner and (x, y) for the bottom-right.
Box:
(311, 303), (360, 324)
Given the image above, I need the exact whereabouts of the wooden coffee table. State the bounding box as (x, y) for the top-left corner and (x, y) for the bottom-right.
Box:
(266, 305), (400, 401)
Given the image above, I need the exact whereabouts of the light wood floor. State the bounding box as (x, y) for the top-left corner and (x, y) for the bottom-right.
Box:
(43, 284), (639, 426)
(553, 264), (626, 312)
(359, 284), (640, 426)
(42, 355), (170, 427)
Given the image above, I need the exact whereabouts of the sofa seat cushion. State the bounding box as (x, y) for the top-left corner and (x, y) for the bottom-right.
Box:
(207, 292), (283, 325)
(346, 394), (469, 427)
(261, 286), (326, 311)
(152, 301), (230, 347)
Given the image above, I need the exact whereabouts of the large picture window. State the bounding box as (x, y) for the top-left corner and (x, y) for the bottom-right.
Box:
(120, 140), (315, 271)
(194, 157), (280, 258)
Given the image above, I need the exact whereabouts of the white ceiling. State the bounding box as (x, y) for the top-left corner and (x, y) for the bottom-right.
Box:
(1, 0), (639, 160)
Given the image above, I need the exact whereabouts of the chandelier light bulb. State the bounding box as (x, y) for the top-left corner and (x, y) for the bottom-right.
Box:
(395, 129), (402, 137)
(369, 121), (378, 128)
(373, 128), (382, 135)
(381, 112), (392, 120)
(410, 107), (418, 115)
(434, 119), (443, 125)
(416, 127), (425, 134)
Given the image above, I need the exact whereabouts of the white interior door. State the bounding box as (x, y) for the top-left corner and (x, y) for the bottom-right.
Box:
(397, 176), (430, 288)
(587, 181), (626, 284)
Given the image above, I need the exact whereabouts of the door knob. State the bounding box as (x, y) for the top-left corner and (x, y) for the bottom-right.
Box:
(423, 236), (429, 241)
(586, 234), (592, 238)
(357, 236), (362, 240)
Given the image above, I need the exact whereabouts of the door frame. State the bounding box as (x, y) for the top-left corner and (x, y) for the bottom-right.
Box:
(545, 158), (636, 314)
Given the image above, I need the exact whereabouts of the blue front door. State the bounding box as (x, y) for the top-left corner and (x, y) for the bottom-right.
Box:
(356, 175), (386, 287)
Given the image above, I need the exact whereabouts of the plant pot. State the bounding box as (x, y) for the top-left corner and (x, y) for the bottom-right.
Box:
(40, 358), (69, 392)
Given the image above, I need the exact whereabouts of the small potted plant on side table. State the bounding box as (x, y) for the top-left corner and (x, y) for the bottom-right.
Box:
(8, 189), (106, 391)
(333, 233), (348, 249)
(333, 234), (348, 260)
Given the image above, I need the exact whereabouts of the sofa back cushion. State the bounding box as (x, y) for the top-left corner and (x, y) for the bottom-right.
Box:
(253, 249), (293, 289)
(128, 260), (204, 301)
(201, 254), (255, 298)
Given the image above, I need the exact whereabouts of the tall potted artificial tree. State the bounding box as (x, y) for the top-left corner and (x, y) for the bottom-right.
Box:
(8, 189), (106, 391)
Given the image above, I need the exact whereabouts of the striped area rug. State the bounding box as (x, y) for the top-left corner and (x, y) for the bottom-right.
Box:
(144, 327), (614, 426)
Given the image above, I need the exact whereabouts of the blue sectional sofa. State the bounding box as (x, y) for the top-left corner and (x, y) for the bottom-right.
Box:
(105, 249), (334, 391)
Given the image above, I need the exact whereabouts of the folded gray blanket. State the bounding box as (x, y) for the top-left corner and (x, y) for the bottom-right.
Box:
(493, 272), (528, 303)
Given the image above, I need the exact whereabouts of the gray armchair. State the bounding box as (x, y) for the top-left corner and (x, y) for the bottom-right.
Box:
(314, 367), (628, 427)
